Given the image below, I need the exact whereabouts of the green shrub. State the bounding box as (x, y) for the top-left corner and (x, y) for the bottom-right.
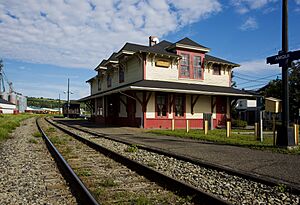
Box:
(232, 119), (247, 128)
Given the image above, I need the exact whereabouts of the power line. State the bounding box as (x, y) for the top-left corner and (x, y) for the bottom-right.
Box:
(234, 73), (281, 85)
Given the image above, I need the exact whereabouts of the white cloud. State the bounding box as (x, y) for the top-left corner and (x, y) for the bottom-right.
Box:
(235, 59), (280, 73)
(234, 59), (281, 89)
(239, 17), (258, 31)
(296, 0), (300, 5)
(231, 0), (278, 14)
(0, 0), (222, 69)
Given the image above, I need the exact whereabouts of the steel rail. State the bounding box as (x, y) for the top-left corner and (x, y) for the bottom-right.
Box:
(46, 118), (230, 205)
(53, 118), (300, 195)
(36, 118), (99, 205)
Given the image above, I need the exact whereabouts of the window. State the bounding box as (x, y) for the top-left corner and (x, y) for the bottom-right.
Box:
(180, 54), (190, 78)
(97, 79), (101, 91)
(156, 93), (167, 117)
(119, 65), (125, 83)
(174, 95), (184, 117)
(96, 98), (103, 116)
(193, 56), (202, 79)
(179, 53), (203, 79)
(213, 64), (221, 75)
(107, 74), (112, 88)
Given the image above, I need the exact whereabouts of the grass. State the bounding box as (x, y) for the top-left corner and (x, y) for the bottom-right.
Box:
(99, 178), (117, 187)
(124, 144), (138, 153)
(50, 135), (67, 145)
(148, 129), (300, 154)
(28, 138), (38, 144)
(0, 114), (37, 143)
(76, 168), (92, 177)
(33, 131), (42, 138)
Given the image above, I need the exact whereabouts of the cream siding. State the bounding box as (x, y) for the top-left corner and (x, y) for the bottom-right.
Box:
(119, 95), (127, 117)
(145, 57), (178, 81)
(146, 94), (155, 118)
(186, 95), (211, 119)
(145, 56), (231, 87)
(135, 93), (142, 118)
(125, 56), (143, 84)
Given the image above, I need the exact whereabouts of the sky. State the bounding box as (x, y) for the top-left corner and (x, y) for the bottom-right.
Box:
(0, 0), (300, 101)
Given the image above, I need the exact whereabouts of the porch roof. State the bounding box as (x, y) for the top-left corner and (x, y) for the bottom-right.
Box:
(79, 80), (255, 101)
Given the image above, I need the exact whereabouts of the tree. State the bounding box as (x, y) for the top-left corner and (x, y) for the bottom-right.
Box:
(259, 61), (300, 122)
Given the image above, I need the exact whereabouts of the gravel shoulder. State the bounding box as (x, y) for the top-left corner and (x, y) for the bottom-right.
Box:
(0, 117), (77, 205)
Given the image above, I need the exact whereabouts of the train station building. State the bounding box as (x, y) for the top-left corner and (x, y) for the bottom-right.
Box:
(80, 37), (253, 129)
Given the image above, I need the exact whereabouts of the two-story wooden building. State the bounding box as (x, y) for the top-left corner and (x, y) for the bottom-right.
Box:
(80, 36), (252, 129)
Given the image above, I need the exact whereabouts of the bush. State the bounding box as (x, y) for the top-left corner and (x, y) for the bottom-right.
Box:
(232, 119), (247, 128)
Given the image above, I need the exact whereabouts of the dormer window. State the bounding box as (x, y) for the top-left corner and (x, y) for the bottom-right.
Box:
(213, 64), (221, 75)
(119, 65), (125, 83)
(193, 56), (202, 79)
(107, 74), (112, 88)
(179, 52), (203, 79)
(97, 79), (101, 91)
(180, 54), (190, 78)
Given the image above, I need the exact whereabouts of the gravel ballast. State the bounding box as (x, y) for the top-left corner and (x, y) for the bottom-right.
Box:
(53, 119), (300, 205)
(0, 118), (77, 205)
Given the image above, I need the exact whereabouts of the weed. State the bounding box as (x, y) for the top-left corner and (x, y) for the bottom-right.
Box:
(28, 138), (38, 144)
(94, 187), (105, 197)
(47, 127), (56, 133)
(33, 132), (42, 138)
(99, 178), (117, 187)
(76, 169), (92, 177)
(276, 184), (287, 193)
(130, 196), (152, 205)
(124, 144), (138, 153)
(50, 136), (66, 145)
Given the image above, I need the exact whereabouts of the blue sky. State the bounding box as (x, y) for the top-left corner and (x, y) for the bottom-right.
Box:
(0, 0), (300, 100)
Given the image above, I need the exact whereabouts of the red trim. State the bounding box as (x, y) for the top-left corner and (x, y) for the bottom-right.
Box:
(143, 54), (146, 80)
(177, 50), (205, 80)
(145, 119), (204, 129)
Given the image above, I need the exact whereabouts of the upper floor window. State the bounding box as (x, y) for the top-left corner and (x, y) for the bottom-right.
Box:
(156, 93), (167, 117)
(119, 65), (125, 83)
(97, 79), (101, 91)
(180, 54), (190, 78)
(193, 56), (202, 79)
(107, 74), (112, 88)
(213, 64), (221, 75)
(174, 95), (184, 117)
(179, 53), (203, 79)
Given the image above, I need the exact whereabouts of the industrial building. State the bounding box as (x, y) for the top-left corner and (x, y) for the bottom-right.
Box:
(0, 61), (27, 113)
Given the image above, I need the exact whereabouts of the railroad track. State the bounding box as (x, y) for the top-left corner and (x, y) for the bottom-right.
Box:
(52, 118), (300, 193)
(37, 117), (228, 205)
(49, 117), (300, 204)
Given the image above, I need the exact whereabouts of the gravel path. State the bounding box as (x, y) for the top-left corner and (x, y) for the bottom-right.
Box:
(52, 119), (300, 205)
(0, 117), (77, 205)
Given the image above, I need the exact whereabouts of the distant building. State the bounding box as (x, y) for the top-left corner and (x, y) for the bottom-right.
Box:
(235, 99), (257, 125)
(0, 98), (16, 114)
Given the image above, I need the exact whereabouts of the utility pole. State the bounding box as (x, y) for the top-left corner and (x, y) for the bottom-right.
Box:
(281, 0), (289, 146)
(267, 0), (300, 147)
(59, 93), (61, 115)
(67, 78), (70, 118)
